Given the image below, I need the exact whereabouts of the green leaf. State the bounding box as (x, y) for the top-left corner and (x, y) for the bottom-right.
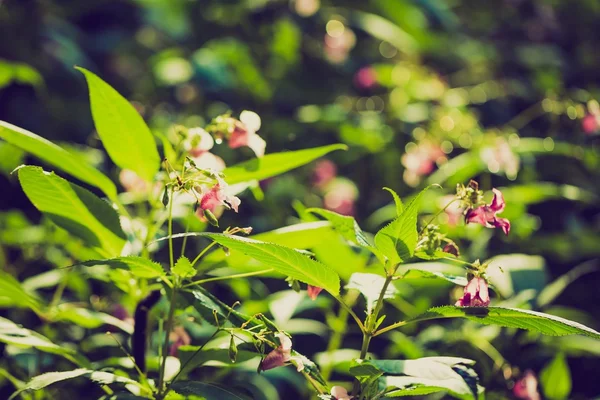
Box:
(540, 353), (571, 400)
(0, 120), (117, 199)
(9, 369), (140, 400)
(76, 67), (160, 182)
(383, 187), (404, 216)
(537, 262), (598, 308)
(187, 233), (340, 294)
(17, 166), (126, 257)
(221, 144), (347, 185)
(53, 305), (134, 334)
(306, 208), (370, 247)
(0, 270), (43, 312)
(170, 381), (249, 399)
(400, 306), (600, 339)
(172, 256), (196, 278)
(374, 186), (430, 265)
(76, 256), (165, 279)
(346, 273), (397, 313)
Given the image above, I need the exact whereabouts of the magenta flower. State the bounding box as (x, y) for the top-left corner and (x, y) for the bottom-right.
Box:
(513, 370), (540, 400)
(198, 177), (241, 213)
(455, 276), (490, 307)
(307, 285), (323, 301)
(259, 333), (304, 372)
(582, 113), (599, 135)
(331, 386), (353, 400)
(465, 188), (510, 235)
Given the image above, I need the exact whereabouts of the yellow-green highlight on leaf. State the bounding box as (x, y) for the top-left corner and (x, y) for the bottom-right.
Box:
(76, 67), (160, 182)
(0, 120), (117, 199)
(17, 166), (126, 257)
(222, 144), (347, 185)
(76, 256), (165, 279)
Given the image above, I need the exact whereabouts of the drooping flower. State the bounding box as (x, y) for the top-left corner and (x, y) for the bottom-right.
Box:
(259, 333), (304, 372)
(228, 111), (266, 158)
(455, 276), (490, 307)
(513, 370), (540, 400)
(330, 386), (353, 400)
(307, 285), (323, 300)
(197, 177), (241, 213)
(465, 188), (510, 235)
(186, 127), (215, 157)
(169, 326), (191, 357)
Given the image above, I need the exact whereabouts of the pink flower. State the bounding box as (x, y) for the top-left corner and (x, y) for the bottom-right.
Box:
(198, 177), (241, 213)
(465, 188), (510, 235)
(455, 277), (490, 307)
(331, 386), (353, 399)
(307, 285), (323, 300)
(513, 370), (540, 400)
(312, 159), (337, 188)
(582, 114), (599, 135)
(354, 66), (377, 90)
(323, 178), (358, 216)
(401, 141), (445, 186)
(259, 333), (304, 372)
(169, 326), (191, 357)
(228, 111), (266, 157)
(187, 127), (215, 157)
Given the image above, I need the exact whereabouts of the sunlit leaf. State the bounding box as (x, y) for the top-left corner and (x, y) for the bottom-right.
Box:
(76, 256), (165, 279)
(172, 256), (196, 279)
(76, 67), (160, 182)
(540, 353), (571, 400)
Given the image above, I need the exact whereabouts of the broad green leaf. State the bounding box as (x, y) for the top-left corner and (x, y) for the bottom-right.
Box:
(383, 187), (404, 216)
(222, 144), (347, 185)
(53, 305), (133, 334)
(0, 270), (43, 312)
(0, 120), (117, 199)
(399, 269), (468, 286)
(346, 273), (397, 313)
(76, 256), (165, 279)
(170, 381), (248, 399)
(9, 369), (140, 400)
(398, 306), (600, 339)
(183, 233), (340, 294)
(540, 353), (571, 400)
(374, 186), (430, 265)
(0, 316), (85, 365)
(306, 208), (370, 247)
(17, 166), (126, 257)
(172, 256), (196, 278)
(76, 67), (160, 181)
(414, 249), (456, 260)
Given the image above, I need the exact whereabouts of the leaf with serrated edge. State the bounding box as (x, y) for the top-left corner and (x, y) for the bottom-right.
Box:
(76, 256), (165, 278)
(383, 187), (404, 216)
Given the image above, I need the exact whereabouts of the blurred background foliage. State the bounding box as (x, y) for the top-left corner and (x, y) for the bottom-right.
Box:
(1, 0), (600, 398)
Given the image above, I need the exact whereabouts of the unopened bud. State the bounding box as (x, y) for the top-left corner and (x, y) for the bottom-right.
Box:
(228, 335), (238, 363)
(162, 188), (169, 207)
(203, 209), (219, 227)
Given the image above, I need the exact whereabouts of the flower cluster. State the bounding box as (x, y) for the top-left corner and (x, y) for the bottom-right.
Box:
(206, 110), (266, 158)
(457, 180), (510, 236)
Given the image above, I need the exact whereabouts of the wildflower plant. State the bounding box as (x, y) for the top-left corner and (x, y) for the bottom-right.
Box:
(0, 69), (599, 400)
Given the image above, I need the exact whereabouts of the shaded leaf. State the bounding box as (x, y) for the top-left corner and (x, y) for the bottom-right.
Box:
(76, 256), (165, 279)
(171, 381), (249, 399)
(172, 256), (196, 279)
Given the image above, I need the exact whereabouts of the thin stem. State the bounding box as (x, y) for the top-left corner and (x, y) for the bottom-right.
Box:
(158, 287), (177, 395)
(49, 270), (69, 310)
(370, 275), (393, 329)
(107, 332), (149, 386)
(322, 291), (358, 380)
(438, 256), (476, 268)
(168, 187), (175, 270)
(418, 199), (458, 236)
(505, 101), (544, 130)
(180, 217), (191, 257)
(183, 268), (274, 288)
(191, 241), (218, 267)
(359, 332), (371, 360)
(334, 295), (365, 332)
(373, 320), (407, 337)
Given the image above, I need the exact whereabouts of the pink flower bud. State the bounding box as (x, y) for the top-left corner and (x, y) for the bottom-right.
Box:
(455, 276), (490, 307)
(307, 285), (323, 300)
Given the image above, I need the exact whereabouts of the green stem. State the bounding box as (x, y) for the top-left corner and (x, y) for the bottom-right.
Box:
(322, 292), (358, 381)
(183, 268), (274, 288)
(158, 287), (177, 396)
(191, 241), (218, 267)
(373, 320), (407, 337)
(505, 101), (545, 130)
(418, 199), (458, 236)
(168, 187), (175, 270)
(180, 217), (191, 257)
(334, 295), (365, 332)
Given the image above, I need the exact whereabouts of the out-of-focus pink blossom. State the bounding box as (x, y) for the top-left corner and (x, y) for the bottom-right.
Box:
(513, 370), (540, 400)
(169, 326), (191, 357)
(312, 159), (337, 188)
(228, 111), (266, 157)
(323, 178), (358, 216)
(187, 127), (215, 157)
(401, 141), (445, 186)
(197, 177), (241, 213)
(324, 29), (356, 64)
(331, 386), (353, 399)
(307, 285), (323, 300)
(455, 276), (490, 307)
(259, 333), (304, 372)
(465, 188), (510, 235)
(481, 138), (519, 179)
(354, 66), (377, 90)
(119, 169), (149, 194)
(582, 114), (599, 135)
(192, 151), (226, 172)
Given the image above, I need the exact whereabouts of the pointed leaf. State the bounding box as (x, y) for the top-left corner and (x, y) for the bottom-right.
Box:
(399, 306), (600, 339)
(17, 166), (126, 257)
(0, 270), (43, 312)
(375, 187), (430, 265)
(306, 208), (370, 247)
(0, 120), (117, 199)
(172, 256), (196, 278)
(222, 144), (347, 185)
(383, 187), (403, 216)
(540, 353), (571, 400)
(76, 256), (165, 278)
(76, 67), (160, 181)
